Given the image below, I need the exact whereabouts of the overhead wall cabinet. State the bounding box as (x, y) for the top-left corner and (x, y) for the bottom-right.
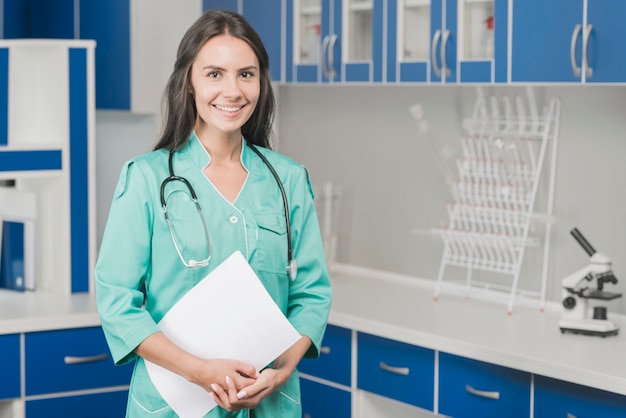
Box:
(286, 0), (384, 83)
(511, 0), (626, 83)
(1, 0), (204, 112)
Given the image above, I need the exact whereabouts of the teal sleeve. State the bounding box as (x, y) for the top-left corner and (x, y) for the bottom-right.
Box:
(95, 161), (161, 365)
(286, 166), (332, 359)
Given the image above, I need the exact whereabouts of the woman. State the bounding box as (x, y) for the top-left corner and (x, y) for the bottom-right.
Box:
(95, 9), (332, 417)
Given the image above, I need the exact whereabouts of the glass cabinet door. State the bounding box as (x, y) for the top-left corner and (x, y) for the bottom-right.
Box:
(296, 0), (322, 65)
(345, 0), (373, 62)
(459, 0), (494, 61)
(400, 0), (431, 62)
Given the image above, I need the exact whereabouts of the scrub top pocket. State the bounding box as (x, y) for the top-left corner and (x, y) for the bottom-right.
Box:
(254, 212), (288, 275)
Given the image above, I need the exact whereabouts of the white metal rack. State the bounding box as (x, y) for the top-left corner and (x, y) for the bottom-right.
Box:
(426, 87), (561, 314)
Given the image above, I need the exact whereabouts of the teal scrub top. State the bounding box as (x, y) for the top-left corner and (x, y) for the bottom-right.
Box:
(95, 134), (332, 417)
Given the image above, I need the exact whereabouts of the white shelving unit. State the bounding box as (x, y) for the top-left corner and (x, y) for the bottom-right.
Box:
(421, 87), (561, 314)
(0, 39), (96, 295)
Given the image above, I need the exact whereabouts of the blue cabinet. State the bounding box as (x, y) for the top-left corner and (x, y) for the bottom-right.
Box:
(299, 325), (352, 416)
(26, 390), (129, 418)
(299, 324), (352, 386)
(511, 0), (626, 83)
(286, 0), (385, 83)
(301, 378), (351, 418)
(438, 352), (531, 418)
(534, 375), (626, 418)
(240, 0), (285, 83)
(25, 327), (133, 396)
(0, 334), (20, 401)
(357, 332), (434, 411)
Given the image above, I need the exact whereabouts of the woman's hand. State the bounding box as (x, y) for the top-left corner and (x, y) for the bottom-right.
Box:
(210, 367), (281, 412)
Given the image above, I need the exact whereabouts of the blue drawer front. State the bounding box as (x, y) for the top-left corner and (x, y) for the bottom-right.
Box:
(299, 325), (351, 386)
(534, 375), (626, 418)
(439, 352), (531, 418)
(25, 327), (133, 395)
(26, 389), (129, 418)
(357, 332), (434, 410)
(301, 377), (351, 418)
(0, 333), (20, 400)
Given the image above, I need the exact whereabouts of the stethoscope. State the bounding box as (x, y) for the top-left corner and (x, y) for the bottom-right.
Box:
(160, 144), (297, 280)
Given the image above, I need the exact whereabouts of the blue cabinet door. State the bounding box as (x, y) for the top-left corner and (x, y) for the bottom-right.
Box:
(301, 378), (351, 418)
(534, 375), (626, 418)
(0, 334), (20, 400)
(298, 324), (351, 386)
(511, 0), (583, 82)
(242, 0), (284, 83)
(203, 0), (238, 11)
(25, 327), (133, 396)
(80, 0), (131, 110)
(26, 390), (129, 418)
(585, 0), (626, 83)
(357, 332), (435, 411)
(458, 0), (508, 83)
(439, 352), (531, 418)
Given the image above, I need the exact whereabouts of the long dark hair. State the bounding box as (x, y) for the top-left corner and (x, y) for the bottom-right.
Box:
(154, 9), (275, 151)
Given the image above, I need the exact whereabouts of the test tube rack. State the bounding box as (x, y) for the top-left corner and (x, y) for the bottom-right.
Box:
(432, 87), (561, 314)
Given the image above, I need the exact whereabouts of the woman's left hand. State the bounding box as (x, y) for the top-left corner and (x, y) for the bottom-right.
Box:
(210, 367), (281, 412)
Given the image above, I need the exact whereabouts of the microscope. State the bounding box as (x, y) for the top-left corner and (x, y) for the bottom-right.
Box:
(558, 228), (621, 337)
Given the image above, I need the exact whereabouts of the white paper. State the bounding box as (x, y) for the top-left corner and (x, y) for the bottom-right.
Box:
(145, 251), (302, 418)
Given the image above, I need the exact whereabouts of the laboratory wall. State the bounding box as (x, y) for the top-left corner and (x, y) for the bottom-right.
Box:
(95, 85), (626, 314)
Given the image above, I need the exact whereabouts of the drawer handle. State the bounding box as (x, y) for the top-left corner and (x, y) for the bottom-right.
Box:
(64, 353), (109, 365)
(465, 384), (500, 400)
(319, 346), (331, 355)
(379, 362), (410, 376)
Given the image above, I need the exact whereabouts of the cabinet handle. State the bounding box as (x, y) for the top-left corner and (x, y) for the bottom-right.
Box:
(441, 29), (451, 78)
(431, 29), (442, 77)
(64, 353), (109, 365)
(327, 33), (338, 80)
(379, 361), (410, 376)
(319, 346), (331, 355)
(465, 384), (500, 400)
(321, 35), (331, 79)
(570, 24), (582, 77)
(582, 24), (593, 78)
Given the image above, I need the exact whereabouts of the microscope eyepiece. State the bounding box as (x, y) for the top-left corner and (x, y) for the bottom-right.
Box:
(570, 228), (597, 257)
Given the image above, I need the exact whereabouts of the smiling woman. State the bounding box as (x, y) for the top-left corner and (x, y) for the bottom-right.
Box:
(94, 9), (332, 418)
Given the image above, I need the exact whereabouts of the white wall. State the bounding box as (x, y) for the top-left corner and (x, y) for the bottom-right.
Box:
(276, 85), (626, 314)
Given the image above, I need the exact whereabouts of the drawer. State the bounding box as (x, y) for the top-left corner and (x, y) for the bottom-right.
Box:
(25, 327), (133, 395)
(298, 324), (351, 386)
(534, 375), (626, 418)
(26, 389), (129, 418)
(438, 352), (531, 418)
(0, 333), (20, 400)
(357, 332), (434, 411)
(301, 377), (351, 418)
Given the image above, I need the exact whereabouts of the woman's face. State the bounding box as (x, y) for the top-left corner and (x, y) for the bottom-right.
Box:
(190, 34), (260, 141)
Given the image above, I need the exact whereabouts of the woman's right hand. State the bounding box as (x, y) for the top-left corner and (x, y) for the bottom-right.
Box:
(188, 358), (258, 393)
(135, 332), (257, 393)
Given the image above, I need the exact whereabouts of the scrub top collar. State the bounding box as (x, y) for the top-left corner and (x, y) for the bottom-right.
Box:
(181, 131), (256, 173)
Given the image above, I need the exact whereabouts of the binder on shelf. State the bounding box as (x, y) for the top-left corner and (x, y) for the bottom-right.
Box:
(0, 219), (35, 291)
(0, 187), (37, 291)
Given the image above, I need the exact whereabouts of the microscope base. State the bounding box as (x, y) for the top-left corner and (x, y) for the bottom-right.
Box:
(559, 318), (619, 337)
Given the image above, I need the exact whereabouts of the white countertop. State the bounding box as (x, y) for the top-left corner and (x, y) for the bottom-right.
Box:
(0, 289), (100, 334)
(1, 265), (625, 397)
(328, 264), (626, 397)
